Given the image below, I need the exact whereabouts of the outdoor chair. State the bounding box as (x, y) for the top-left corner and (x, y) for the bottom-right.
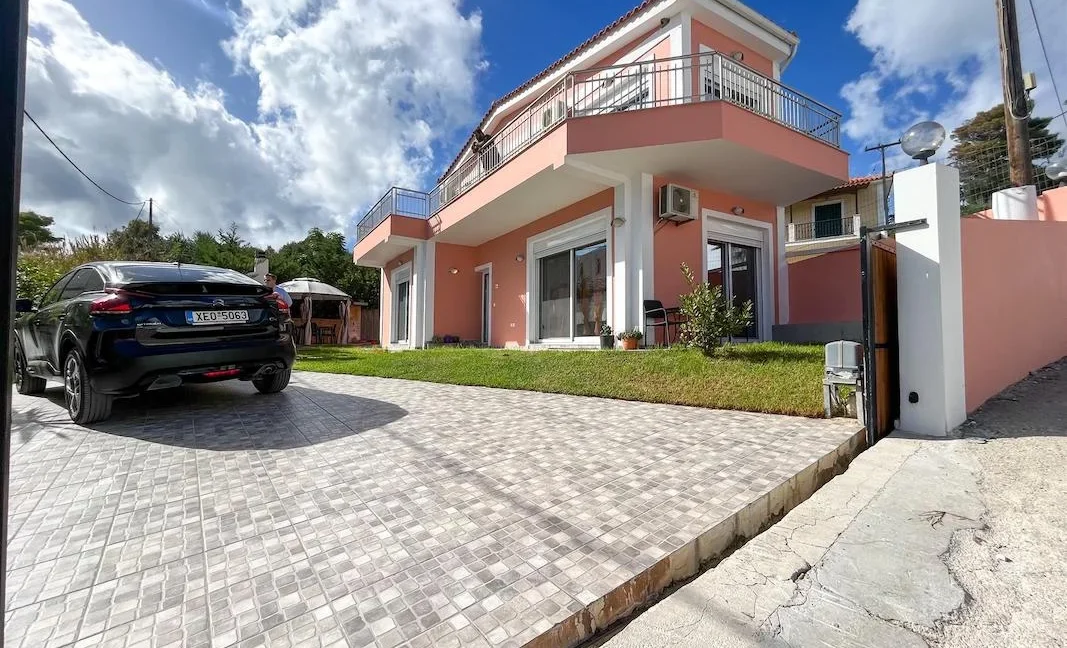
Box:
(313, 323), (337, 345)
(643, 300), (685, 347)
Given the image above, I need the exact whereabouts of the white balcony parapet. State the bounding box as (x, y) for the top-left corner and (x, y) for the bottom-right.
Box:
(787, 214), (862, 244)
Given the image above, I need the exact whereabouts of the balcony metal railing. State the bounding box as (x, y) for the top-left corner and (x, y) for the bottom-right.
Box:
(356, 52), (842, 244)
(355, 187), (430, 243)
(787, 215), (861, 243)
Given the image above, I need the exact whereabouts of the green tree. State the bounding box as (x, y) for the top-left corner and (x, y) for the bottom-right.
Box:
(270, 229), (379, 306)
(677, 262), (752, 356)
(107, 219), (167, 261)
(18, 211), (61, 247)
(949, 103), (1065, 214)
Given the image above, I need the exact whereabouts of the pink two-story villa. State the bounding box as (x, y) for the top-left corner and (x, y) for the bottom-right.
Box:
(353, 0), (849, 348)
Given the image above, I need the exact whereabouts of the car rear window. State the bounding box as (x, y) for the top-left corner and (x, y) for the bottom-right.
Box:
(109, 264), (260, 286)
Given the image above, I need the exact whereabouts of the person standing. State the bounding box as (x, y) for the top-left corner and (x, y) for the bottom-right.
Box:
(264, 273), (292, 307)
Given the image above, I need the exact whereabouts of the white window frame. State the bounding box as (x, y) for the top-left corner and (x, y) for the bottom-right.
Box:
(526, 209), (613, 345)
(701, 209), (773, 341)
(390, 263), (413, 346)
(476, 262), (493, 347)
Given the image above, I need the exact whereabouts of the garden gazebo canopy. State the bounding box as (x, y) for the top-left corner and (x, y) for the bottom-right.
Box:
(277, 278), (352, 344)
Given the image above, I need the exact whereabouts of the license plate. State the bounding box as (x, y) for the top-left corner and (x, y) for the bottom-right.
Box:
(186, 310), (250, 325)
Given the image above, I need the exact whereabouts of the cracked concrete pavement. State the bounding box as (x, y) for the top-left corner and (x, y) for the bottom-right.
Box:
(598, 360), (1067, 648)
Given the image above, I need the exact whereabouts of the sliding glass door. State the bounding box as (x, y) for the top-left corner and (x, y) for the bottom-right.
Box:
(707, 239), (759, 339)
(538, 240), (607, 341)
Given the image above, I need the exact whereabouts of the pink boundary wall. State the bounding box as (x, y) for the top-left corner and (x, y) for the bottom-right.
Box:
(787, 248), (862, 325)
(961, 218), (1067, 411)
(971, 185), (1067, 221)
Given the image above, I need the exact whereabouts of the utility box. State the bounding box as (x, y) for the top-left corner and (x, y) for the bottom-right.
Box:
(825, 341), (862, 377)
(824, 341), (863, 422)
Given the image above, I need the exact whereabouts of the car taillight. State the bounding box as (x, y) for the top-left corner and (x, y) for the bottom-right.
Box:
(90, 291), (133, 315)
(265, 292), (290, 314)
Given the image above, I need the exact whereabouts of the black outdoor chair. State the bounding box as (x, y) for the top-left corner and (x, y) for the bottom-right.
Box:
(643, 300), (685, 347)
(313, 323), (337, 345)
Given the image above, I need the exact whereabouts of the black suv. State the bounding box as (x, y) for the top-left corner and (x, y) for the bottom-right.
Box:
(13, 262), (297, 424)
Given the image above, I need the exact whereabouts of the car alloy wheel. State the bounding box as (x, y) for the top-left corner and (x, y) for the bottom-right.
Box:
(64, 352), (82, 419)
(13, 346), (25, 391)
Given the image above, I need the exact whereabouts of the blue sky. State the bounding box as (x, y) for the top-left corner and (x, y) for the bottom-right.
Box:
(71, 0), (877, 170)
(21, 0), (1067, 244)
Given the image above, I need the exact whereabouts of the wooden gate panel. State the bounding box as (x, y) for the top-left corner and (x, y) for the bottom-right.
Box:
(871, 239), (898, 438)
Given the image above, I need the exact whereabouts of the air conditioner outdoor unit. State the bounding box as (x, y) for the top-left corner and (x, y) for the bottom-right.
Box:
(659, 184), (697, 222)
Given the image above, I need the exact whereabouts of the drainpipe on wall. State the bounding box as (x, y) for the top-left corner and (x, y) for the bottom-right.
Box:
(780, 39), (798, 74)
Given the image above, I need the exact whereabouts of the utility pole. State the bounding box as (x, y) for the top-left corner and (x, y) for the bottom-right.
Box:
(865, 140), (901, 223)
(1, 0), (30, 636)
(148, 197), (153, 227)
(996, 0), (1033, 186)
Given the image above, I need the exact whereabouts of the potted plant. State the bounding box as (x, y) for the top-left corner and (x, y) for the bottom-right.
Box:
(599, 325), (615, 350)
(617, 328), (643, 350)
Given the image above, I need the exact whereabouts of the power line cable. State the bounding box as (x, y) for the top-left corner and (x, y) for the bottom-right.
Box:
(1027, 0), (1067, 131)
(23, 110), (146, 206)
(134, 201), (145, 220)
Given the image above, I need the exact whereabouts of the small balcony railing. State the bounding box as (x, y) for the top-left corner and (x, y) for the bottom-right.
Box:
(356, 52), (842, 244)
(355, 188), (430, 243)
(787, 215), (861, 243)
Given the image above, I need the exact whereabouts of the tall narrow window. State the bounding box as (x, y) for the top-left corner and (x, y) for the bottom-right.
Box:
(707, 239), (760, 340)
(573, 241), (607, 337)
(394, 277), (410, 343)
(539, 251), (570, 339)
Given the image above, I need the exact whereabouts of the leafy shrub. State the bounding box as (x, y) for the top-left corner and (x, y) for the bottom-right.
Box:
(677, 262), (753, 356)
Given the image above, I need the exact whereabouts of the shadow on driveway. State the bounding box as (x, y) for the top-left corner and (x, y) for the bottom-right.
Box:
(40, 382), (408, 451)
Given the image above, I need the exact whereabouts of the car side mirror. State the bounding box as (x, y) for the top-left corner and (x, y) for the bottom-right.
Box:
(15, 298), (35, 313)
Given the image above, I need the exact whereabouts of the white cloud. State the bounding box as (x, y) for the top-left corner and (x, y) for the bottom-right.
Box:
(20, 0), (483, 247)
(842, 0), (1067, 170)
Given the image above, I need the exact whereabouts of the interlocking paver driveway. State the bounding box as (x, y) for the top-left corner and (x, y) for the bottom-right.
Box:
(6, 371), (858, 648)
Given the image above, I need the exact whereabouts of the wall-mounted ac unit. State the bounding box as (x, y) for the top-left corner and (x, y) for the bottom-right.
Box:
(659, 184), (697, 222)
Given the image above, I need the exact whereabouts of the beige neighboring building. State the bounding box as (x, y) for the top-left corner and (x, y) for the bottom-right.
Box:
(785, 175), (887, 262)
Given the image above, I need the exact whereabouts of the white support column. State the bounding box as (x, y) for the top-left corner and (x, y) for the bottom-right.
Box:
(894, 163), (966, 436)
(612, 183), (630, 337)
(776, 206), (789, 325)
(610, 173), (655, 341)
(379, 268), (387, 349)
(411, 241), (435, 349)
(634, 173), (655, 336)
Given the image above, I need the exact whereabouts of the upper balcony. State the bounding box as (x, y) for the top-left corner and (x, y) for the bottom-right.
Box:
(354, 51), (848, 264)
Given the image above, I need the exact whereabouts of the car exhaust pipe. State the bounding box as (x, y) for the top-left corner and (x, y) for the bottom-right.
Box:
(146, 375), (183, 391)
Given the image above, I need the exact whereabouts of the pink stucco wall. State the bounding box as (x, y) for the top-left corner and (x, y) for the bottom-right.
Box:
(651, 178), (780, 323)
(969, 186), (1067, 222)
(787, 248), (862, 325)
(962, 219), (1067, 411)
(566, 101), (848, 181)
(471, 190), (614, 347)
(692, 19), (774, 76)
(434, 243), (481, 342)
(1039, 186), (1067, 221)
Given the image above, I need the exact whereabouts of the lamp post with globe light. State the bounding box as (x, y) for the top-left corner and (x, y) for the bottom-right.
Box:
(865, 120), (948, 222)
(1047, 160), (1067, 188)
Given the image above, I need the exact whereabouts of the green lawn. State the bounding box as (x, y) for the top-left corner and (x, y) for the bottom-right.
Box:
(293, 343), (826, 417)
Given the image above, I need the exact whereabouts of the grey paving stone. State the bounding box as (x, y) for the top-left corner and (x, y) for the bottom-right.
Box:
(8, 373), (858, 647)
